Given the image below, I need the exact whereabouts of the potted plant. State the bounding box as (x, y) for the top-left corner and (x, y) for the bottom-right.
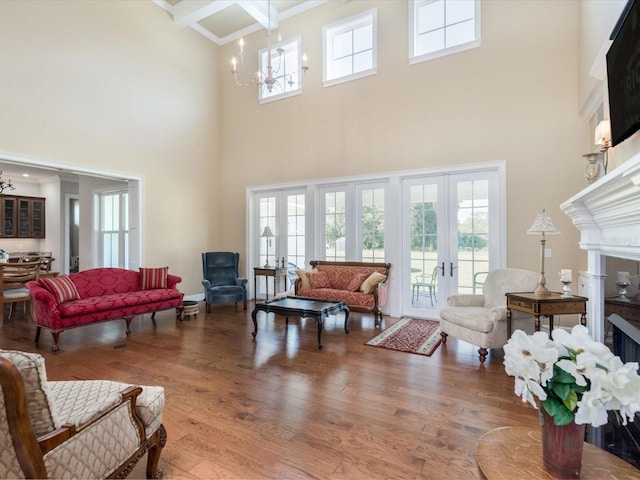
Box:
(503, 325), (640, 478)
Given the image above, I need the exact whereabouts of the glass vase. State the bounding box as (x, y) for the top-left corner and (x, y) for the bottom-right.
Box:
(540, 408), (585, 478)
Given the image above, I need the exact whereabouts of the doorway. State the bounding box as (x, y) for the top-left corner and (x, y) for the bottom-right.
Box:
(66, 194), (80, 274)
(402, 169), (503, 318)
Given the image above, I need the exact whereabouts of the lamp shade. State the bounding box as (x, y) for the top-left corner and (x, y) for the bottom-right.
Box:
(261, 226), (274, 237)
(527, 209), (560, 235)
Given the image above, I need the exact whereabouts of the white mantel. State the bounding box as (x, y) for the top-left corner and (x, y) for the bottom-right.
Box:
(560, 153), (640, 342)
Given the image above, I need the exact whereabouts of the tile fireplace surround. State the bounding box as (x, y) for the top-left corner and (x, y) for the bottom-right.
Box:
(561, 153), (640, 342)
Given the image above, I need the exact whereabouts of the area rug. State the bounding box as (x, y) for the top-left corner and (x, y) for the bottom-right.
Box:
(365, 318), (442, 356)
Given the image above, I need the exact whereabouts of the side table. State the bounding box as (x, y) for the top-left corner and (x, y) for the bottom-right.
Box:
(506, 291), (587, 338)
(476, 426), (639, 479)
(254, 266), (288, 300)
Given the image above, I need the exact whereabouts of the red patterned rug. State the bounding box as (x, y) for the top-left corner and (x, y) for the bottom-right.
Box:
(365, 318), (442, 356)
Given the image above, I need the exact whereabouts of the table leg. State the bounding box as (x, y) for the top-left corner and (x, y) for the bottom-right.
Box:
(535, 314), (541, 332)
(316, 314), (325, 349)
(506, 308), (512, 338)
(548, 315), (554, 338)
(251, 309), (259, 338)
(343, 306), (351, 334)
(580, 312), (586, 326)
(254, 276), (257, 301)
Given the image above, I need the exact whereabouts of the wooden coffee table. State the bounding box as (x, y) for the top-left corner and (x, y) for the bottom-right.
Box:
(251, 296), (350, 349)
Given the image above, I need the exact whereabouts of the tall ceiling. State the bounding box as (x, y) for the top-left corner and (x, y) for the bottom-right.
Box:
(152, 0), (328, 45)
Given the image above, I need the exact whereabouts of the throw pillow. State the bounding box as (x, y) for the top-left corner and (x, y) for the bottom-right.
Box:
(295, 268), (317, 290)
(38, 275), (80, 304)
(0, 349), (60, 436)
(140, 267), (169, 290)
(360, 272), (387, 294)
(309, 271), (331, 289)
(347, 272), (370, 292)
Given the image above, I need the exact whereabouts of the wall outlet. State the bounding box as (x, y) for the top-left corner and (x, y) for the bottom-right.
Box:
(545, 248), (552, 258)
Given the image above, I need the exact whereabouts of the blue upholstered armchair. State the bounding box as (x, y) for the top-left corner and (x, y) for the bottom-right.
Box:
(201, 252), (248, 312)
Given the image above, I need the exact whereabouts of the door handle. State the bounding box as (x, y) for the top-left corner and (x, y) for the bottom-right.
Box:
(450, 262), (458, 277)
(439, 262), (445, 276)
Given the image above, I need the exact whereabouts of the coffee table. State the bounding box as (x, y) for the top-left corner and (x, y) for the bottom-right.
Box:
(251, 296), (350, 349)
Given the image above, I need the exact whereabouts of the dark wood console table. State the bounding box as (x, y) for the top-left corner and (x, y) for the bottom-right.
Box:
(505, 292), (587, 338)
(253, 266), (288, 300)
(605, 297), (640, 325)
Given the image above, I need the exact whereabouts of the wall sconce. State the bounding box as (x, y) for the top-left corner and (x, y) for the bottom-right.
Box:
(595, 119), (611, 174)
(527, 209), (560, 297)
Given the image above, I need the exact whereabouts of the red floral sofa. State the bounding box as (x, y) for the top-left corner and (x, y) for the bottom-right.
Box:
(26, 267), (183, 353)
(294, 261), (391, 326)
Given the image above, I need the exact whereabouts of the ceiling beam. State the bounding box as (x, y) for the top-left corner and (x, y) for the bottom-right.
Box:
(172, 0), (236, 28)
(236, 0), (278, 31)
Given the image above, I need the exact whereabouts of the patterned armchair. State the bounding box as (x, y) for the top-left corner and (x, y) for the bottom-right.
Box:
(0, 350), (167, 479)
(201, 252), (248, 312)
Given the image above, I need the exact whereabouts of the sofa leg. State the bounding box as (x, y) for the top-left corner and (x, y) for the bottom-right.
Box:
(35, 326), (41, 343)
(146, 424), (167, 479)
(440, 331), (448, 344)
(51, 332), (61, 353)
(478, 347), (488, 363)
(125, 317), (133, 335)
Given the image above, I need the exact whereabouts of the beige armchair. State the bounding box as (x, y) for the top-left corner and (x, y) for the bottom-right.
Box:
(0, 350), (167, 479)
(439, 268), (540, 363)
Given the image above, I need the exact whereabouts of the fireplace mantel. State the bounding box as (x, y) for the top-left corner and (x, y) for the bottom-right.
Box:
(560, 153), (640, 342)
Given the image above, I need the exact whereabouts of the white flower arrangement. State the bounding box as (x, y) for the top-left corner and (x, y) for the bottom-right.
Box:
(503, 325), (640, 427)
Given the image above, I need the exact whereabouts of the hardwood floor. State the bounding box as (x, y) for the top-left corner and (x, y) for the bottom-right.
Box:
(1, 302), (541, 479)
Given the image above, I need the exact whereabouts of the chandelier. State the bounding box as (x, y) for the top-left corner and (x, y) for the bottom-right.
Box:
(0, 171), (15, 194)
(231, 0), (308, 94)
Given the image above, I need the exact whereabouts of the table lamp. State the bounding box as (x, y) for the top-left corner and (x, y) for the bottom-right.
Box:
(527, 209), (560, 296)
(261, 226), (274, 267)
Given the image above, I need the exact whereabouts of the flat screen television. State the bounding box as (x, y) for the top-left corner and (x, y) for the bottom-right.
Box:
(606, 0), (640, 147)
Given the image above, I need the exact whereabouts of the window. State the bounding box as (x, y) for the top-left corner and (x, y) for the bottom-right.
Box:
(409, 0), (481, 64)
(323, 9), (377, 87)
(259, 36), (303, 103)
(324, 191), (346, 261)
(259, 196), (276, 267)
(99, 190), (128, 268)
(287, 193), (306, 270)
(359, 186), (385, 262)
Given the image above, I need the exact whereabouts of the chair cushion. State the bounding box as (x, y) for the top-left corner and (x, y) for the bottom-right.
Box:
(139, 267), (169, 290)
(440, 306), (495, 333)
(295, 269), (317, 290)
(38, 275), (81, 304)
(48, 380), (164, 433)
(0, 350), (60, 436)
(360, 272), (387, 294)
(2, 287), (30, 299)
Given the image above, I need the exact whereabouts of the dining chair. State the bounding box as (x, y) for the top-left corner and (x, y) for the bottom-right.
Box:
(412, 266), (439, 306)
(1, 260), (41, 324)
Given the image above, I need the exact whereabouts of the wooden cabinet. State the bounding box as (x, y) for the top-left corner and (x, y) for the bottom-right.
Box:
(0, 195), (45, 238)
(0, 196), (17, 237)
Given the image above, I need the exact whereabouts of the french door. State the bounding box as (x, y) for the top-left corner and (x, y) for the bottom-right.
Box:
(402, 170), (502, 318)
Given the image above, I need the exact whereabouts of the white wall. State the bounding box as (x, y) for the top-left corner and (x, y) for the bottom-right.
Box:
(218, 0), (588, 288)
(0, 0), (220, 295)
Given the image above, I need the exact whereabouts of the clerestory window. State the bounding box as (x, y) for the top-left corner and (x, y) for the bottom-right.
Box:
(409, 0), (481, 64)
(323, 9), (377, 87)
